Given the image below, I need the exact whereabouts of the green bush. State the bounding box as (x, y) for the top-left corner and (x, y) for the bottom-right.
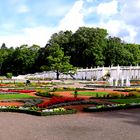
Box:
(74, 91), (109, 97)
(36, 90), (61, 97)
(6, 73), (13, 79)
(51, 87), (76, 92)
(36, 91), (53, 97)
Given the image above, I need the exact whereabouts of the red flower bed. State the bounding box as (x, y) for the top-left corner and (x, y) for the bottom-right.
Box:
(10, 89), (36, 93)
(0, 89), (35, 93)
(37, 97), (84, 108)
(0, 84), (9, 87)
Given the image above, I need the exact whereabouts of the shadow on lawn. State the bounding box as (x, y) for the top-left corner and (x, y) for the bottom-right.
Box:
(88, 108), (140, 126)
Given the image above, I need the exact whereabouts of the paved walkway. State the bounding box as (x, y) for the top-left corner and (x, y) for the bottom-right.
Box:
(0, 109), (140, 140)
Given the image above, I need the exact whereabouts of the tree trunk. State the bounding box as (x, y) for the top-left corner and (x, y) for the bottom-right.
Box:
(56, 70), (59, 80)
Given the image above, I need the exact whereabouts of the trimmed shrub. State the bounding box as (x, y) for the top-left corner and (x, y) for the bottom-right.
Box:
(108, 92), (121, 98)
(6, 73), (13, 79)
(36, 90), (60, 98)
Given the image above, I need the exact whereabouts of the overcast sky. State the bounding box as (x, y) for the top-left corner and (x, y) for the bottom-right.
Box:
(0, 0), (139, 47)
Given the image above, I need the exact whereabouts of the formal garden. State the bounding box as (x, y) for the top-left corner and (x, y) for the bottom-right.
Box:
(0, 79), (140, 116)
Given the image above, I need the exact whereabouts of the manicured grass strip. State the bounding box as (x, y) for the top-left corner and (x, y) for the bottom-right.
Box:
(73, 91), (109, 96)
(0, 94), (35, 99)
(108, 98), (140, 104)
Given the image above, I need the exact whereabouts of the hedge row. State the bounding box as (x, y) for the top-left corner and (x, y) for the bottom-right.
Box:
(0, 107), (76, 116)
(47, 100), (101, 109)
(83, 103), (140, 112)
(41, 109), (77, 116)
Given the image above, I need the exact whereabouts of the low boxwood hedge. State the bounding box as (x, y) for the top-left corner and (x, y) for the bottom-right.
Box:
(0, 107), (76, 116)
(83, 103), (140, 112)
(47, 100), (101, 109)
(41, 109), (77, 116)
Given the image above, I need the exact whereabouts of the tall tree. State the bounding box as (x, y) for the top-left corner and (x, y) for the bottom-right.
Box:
(41, 43), (75, 80)
(48, 30), (73, 56)
(4, 45), (40, 75)
(124, 43), (140, 65)
(71, 27), (108, 68)
(104, 37), (132, 66)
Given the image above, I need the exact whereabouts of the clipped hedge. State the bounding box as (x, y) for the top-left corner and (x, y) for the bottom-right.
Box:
(41, 109), (77, 116)
(0, 107), (41, 116)
(0, 106), (76, 116)
(83, 103), (140, 112)
(46, 100), (101, 109)
(51, 87), (76, 92)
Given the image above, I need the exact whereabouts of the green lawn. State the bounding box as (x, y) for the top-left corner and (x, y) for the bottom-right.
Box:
(108, 98), (140, 104)
(0, 94), (34, 99)
(73, 91), (109, 96)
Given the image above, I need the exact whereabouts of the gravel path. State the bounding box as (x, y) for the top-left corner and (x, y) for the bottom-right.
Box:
(0, 109), (140, 140)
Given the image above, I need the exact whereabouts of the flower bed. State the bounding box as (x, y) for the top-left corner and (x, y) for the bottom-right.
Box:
(0, 89), (35, 93)
(0, 106), (76, 116)
(0, 84), (9, 87)
(83, 102), (140, 112)
(41, 107), (76, 116)
(45, 100), (101, 109)
(37, 97), (84, 108)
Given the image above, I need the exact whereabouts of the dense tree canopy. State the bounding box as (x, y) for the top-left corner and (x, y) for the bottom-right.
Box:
(0, 26), (140, 77)
(70, 27), (108, 67)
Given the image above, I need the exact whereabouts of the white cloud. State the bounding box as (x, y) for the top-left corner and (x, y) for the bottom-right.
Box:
(1, 0), (140, 47)
(118, 0), (140, 43)
(58, 0), (85, 32)
(0, 26), (55, 47)
(85, 0), (139, 44)
(99, 20), (137, 43)
(2, 23), (15, 30)
(18, 5), (29, 13)
(0, 0), (86, 47)
(96, 0), (118, 17)
(83, 7), (95, 15)
(119, 0), (140, 26)
(100, 20), (123, 36)
(23, 26), (55, 46)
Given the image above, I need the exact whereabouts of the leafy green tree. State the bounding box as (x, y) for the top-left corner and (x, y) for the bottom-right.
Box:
(0, 44), (12, 75)
(71, 27), (108, 67)
(124, 43), (140, 65)
(104, 37), (131, 66)
(41, 43), (75, 80)
(3, 44), (40, 75)
(48, 30), (73, 56)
